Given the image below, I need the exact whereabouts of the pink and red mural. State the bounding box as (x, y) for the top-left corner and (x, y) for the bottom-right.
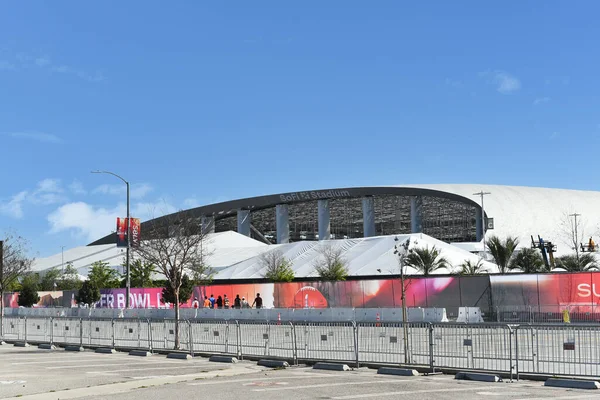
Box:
(6, 272), (600, 314)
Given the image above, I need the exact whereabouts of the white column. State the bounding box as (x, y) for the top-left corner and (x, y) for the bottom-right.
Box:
(237, 209), (250, 236)
(410, 196), (423, 233)
(362, 197), (376, 237)
(276, 204), (290, 244)
(318, 199), (331, 240)
(201, 215), (215, 234)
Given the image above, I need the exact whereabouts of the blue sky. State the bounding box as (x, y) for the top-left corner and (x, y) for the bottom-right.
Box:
(1, 1), (599, 257)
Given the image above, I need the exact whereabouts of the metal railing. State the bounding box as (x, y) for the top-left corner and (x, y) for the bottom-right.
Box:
(3, 315), (600, 380)
(496, 305), (600, 324)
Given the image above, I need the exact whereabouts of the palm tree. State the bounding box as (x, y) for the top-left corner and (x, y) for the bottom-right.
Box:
(510, 248), (544, 273)
(555, 253), (599, 272)
(486, 235), (519, 274)
(405, 246), (450, 276)
(458, 259), (487, 275)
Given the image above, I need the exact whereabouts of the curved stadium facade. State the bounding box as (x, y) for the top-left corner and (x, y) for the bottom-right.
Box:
(91, 186), (488, 246)
(30, 184), (600, 279)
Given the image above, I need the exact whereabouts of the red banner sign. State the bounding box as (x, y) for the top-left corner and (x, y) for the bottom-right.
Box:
(116, 217), (140, 247)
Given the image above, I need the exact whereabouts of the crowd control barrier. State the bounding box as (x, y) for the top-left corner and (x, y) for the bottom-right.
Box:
(3, 316), (600, 380)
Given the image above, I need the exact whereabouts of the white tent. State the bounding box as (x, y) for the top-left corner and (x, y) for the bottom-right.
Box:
(31, 231), (269, 277)
(215, 233), (497, 279)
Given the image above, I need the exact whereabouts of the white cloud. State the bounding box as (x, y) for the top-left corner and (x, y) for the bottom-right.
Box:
(480, 70), (521, 94)
(1, 51), (105, 82)
(0, 191), (28, 219)
(8, 132), (62, 143)
(68, 180), (87, 195)
(533, 97), (551, 105)
(93, 183), (153, 200)
(132, 200), (177, 220)
(47, 199), (176, 241)
(48, 202), (124, 241)
(183, 198), (200, 208)
(29, 179), (67, 205)
(36, 178), (62, 193)
(0, 61), (16, 70)
(52, 65), (105, 82)
(35, 57), (51, 67)
(445, 78), (462, 88)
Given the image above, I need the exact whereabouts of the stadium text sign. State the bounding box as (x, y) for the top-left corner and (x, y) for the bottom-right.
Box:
(280, 190), (351, 202)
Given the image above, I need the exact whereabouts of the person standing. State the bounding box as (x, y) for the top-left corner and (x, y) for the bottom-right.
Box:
(203, 296), (211, 308)
(224, 294), (230, 309)
(252, 293), (263, 309)
(241, 297), (249, 308)
(209, 294), (215, 309)
(192, 297), (199, 309)
(234, 294), (241, 309)
(216, 295), (223, 309)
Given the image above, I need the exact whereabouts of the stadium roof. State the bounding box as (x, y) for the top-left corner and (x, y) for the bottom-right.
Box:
(403, 184), (600, 254)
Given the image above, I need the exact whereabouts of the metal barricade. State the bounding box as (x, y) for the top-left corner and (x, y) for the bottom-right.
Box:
(516, 324), (600, 377)
(52, 317), (83, 346)
(2, 316), (25, 342)
(82, 318), (114, 347)
(294, 321), (357, 365)
(357, 322), (430, 366)
(238, 321), (296, 362)
(150, 319), (191, 352)
(431, 323), (513, 373)
(189, 319), (239, 356)
(113, 318), (151, 350)
(25, 316), (51, 343)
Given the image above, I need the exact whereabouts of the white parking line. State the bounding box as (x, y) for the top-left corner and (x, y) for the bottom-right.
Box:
(514, 395), (600, 400)
(252, 379), (422, 392)
(87, 366), (204, 375)
(46, 361), (192, 369)
(188, 375), (332, 386)
(332, 386), (504, 399)
(11, 358), (125, 365)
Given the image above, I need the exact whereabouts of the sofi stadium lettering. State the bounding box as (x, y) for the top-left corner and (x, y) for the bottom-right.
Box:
(279, 190), (352, 203)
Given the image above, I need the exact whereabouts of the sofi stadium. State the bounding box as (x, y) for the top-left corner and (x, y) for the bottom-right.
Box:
(30, 184), (600, 280)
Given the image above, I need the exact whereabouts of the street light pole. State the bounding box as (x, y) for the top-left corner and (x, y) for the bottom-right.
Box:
(92, 170), (131, 309)
(473, 191), (491, 258)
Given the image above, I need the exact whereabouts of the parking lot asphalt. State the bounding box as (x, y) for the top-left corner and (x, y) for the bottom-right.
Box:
(1, 344), (599, 400)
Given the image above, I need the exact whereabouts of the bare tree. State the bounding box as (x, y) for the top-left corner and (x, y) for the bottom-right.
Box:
(260, 250), (294, 282)
(133, 212), (211, 349)
(0, 234), (34, 324)
(313, 243), (348, 281)
(559, 211), (591, 266)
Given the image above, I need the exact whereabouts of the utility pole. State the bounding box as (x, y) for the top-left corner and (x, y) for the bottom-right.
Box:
(473, 191), (491, 258)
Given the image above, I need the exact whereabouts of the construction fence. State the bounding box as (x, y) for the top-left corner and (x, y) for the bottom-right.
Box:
(2, 316), (600, 380)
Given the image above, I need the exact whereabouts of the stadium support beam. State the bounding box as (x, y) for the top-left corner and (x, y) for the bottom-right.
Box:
(410, 196), (423, 233)
(201, 215), (215, 235)
(237, 209), (251, 237)
(362, 197), (376, 237)
(276, 204), (290, 244)
(476, 208), (483, 242)
(318, 200), (331, 240)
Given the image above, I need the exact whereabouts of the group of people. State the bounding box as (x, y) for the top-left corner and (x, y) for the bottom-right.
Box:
(191, 293), (263, 309)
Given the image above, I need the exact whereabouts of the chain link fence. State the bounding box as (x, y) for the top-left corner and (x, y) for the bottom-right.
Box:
(3, 315), (600, 380)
